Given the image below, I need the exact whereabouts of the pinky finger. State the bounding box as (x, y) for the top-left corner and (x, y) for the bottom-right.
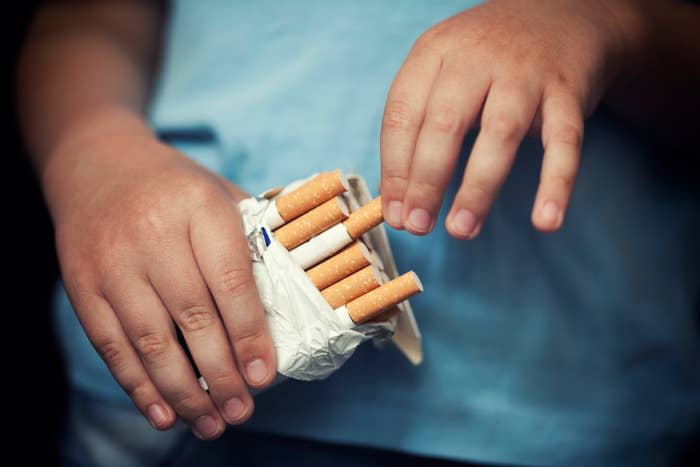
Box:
(531, 91), (584, 232)
(74, 290), (176, 430)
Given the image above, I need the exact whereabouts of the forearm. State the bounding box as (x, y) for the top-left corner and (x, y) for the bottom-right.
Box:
(605, 0), (700, 147)
(17, 0), (165, 176)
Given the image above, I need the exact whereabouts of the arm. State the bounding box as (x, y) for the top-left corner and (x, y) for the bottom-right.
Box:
(379, 0), (700, 240)
(18, 0), (162, 163)
(605, 0), (700, 145)
(17, 0), (276, 439)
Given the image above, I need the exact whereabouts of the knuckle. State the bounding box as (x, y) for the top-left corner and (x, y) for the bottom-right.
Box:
(124, 381), (153, 403)
(133, 332), (171, 365)
(554, 71), (574, 92)
(380, 173), (409, 202)
(232, 324), (266, 349)
(543, 172), (576, 193)
(381, 172), (409, 192)
(483, 112), (524, 144)
(415, 26), (443, 49)
(96, 248), (130, 279)
(409, 179), (444, 203)
(170, 390), (203, 417)
(176, 304), (216, 334)
(206, 372), (243, 393)
(382, 99), (417, 133)
(551, 123), (583, 149)
(94, 336), (128, 370)
(216, 265), (255, 298)
(134, 206), (167, 238)
(463, 176), (495, 205)
(179, 180), (219, 207)
(424, 105), (462, 135)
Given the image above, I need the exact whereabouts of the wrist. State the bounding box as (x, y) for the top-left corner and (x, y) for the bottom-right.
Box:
(598, 0), (654, 86)
(40, 106), (160, 218)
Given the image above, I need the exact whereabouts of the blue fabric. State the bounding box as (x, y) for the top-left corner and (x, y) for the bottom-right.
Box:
(54, 1), (700, 466)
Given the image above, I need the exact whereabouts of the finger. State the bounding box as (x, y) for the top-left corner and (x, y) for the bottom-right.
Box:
(447, 81), (541, 239)
(104, 277), (226, 440)
(401, 64), (489, 234)
(531, 90), (583, 232)
(70, 287), (176, 430)
(149, 248), (253, 425)
(380, 36), (442, 229)
(190, 203), (277, 389)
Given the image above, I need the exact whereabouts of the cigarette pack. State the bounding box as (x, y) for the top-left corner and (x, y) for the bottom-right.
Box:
(236, 173), (422, 382)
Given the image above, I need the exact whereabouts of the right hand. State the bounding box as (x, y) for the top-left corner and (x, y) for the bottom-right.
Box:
(44, 110), (276, 440)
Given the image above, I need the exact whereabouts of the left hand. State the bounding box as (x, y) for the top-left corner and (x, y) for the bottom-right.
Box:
(380, 0), (641, 237)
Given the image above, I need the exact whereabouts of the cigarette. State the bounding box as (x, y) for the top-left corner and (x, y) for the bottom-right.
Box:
(368, 305), (402, 323)
(321, 265), (383, 309)
(263, 171), (349, 229)
(289, 196), (384, 269)
(342, 196), (383, 240)
(306, 241), (371, 289)
(273, 197), (349, 250)
(338, 271), (422, 325)
(289, 223), (353, 269)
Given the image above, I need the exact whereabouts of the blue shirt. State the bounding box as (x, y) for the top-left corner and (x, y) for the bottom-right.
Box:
(54, 1), (700, 465)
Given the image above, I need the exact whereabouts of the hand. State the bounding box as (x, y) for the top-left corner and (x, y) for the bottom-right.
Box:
(380, 0), (640, 237)
(44, 110), (276, 439)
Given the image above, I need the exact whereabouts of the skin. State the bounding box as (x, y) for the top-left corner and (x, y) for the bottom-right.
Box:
(18, 2), (276, 440)
(380, 0), (700, 238)
(17, 0), (699, 441)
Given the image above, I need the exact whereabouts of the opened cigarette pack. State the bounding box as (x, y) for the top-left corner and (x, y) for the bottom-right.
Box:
(236, 172), (423, 382)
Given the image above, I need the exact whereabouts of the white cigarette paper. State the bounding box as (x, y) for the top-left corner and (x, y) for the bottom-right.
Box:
(290, 223), (353, 269)
(289, 196), (384, 269)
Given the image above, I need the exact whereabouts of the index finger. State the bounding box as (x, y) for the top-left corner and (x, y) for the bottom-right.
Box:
(380, 35), (442, 229)
(190, 199), (276, 389)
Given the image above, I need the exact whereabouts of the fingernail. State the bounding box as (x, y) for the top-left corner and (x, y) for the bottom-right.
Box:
(386, 201), (403, 227)
(147, 403), (168, 428)
(406, 208), (431, 233)
(541, 200), (562, 228)
(451, 209), (477, 238)
(246, 359), (268, 385)
(193, 415), (221, 440)
(223, 397), (247, 422)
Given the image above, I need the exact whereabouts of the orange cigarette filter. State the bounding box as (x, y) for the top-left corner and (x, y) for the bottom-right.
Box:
(346, 271), (422, 324)
(368, 305), (402, 323)
(321, 265), (382, 309)
(274, 197), (348, 250)
(306, 241), (371, 290)
(275, 170), (348, 222)
(342, 196), (383, 239)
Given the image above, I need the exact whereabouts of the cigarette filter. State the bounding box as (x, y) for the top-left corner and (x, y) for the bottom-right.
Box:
(321, 265), (382, 309)
(368, 305), (402, 323)
(263, 171), (349, 229)
(342, 271), (422, 325)
(342, 196), (383, 239)
(273, 197), (349, 250)
(306, 241), (371, 289)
